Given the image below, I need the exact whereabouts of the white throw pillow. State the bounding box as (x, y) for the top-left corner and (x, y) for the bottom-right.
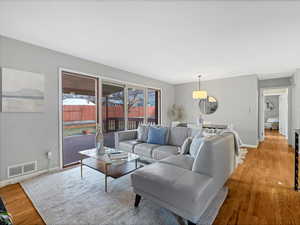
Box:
(189, 136), (204, 158)
(180, 137), (193, 155)
(137, 124), (149, 142)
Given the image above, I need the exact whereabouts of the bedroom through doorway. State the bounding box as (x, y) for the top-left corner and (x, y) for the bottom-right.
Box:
(263, 88), (289, 139)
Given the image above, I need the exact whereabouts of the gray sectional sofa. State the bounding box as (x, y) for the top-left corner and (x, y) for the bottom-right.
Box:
(131, 133), (236, 225)
(115, 127), (199, 162)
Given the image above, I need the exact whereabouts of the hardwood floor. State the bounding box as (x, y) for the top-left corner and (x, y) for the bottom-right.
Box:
(0, 130), (298, 225)
(214, 130), (299, 225)
(0, 183), (45, 225)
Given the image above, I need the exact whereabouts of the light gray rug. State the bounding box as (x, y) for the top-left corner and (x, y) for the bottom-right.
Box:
(21, 166), (227, 225)
(237, 148), (248, 165)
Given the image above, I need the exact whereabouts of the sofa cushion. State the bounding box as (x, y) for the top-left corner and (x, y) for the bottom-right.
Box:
(133, 143), (160, 158)
(131, 163), (213, 218)
(147, 127), (168, 145)
(137, 125), (149, 142)
(159, 155), (194, 170)
(168, 127), (190, 146)
(151, 145), (179, 160)
(119, 140), (142, 153)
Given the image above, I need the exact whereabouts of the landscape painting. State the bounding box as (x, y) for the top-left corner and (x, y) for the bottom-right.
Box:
(1, 68), (44, 112)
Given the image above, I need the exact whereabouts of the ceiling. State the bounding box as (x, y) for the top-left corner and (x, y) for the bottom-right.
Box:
(0, 1), (299, 84)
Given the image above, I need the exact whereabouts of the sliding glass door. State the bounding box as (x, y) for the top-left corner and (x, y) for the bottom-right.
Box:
(147, 89), (160, 124)
(62, 72), (98, 167)
(60, 71), (162, 165)
(102, 82), (125, 147)
(127, 87), (145, 130)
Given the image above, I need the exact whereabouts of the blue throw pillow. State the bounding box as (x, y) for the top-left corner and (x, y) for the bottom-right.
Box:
(147, 127), (168, 145)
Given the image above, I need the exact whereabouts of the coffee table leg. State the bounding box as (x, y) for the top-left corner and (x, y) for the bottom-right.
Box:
(81, 159), (83, 179)
(135, 159), (138, 169)
(105, 164), (108, 192)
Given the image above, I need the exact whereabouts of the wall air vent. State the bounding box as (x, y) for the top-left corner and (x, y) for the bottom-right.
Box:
(7, 161), (37, 178)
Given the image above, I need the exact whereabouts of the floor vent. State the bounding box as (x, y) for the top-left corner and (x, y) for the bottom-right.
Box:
(8, 161), (37, 178)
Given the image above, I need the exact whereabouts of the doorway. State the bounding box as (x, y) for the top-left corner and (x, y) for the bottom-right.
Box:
(61, 71), (99, 167)
(261, 88), (289, 139)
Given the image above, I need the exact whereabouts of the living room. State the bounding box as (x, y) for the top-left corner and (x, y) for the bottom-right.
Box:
(1, 1), (300, 225)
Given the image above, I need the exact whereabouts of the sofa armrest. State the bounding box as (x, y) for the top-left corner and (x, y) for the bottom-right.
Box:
(115, 130), (138, 148)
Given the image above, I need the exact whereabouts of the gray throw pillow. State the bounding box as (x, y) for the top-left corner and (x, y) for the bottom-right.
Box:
(189, 137), (204, 158)
(137, 125), (149, 142)
(180, 137), (193, 155)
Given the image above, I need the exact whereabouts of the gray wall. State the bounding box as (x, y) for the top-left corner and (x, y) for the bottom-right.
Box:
(259, 77), (292, 88)
(0, 35), (175, 181)
(291, 70), (300, 147)
(175, 75), (259, 146)
(264, 95), (279, 122)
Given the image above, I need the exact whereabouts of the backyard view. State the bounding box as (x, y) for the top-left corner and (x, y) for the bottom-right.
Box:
(63, 94), (97, 137)
(62, 73), (160, 166)
(63, 87), (158, 137)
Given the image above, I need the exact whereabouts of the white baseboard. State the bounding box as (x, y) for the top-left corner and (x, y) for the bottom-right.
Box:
(0, 167), (61, 188)
(242, 144), (258, 149)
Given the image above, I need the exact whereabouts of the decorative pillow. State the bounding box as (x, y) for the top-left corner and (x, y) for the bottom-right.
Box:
(155, 125), (170, 144)
(180, 137), (193, 155)
(147, 126), (168, 145)
(190, 127), (203, 138)
(189, 136), (204, 158)
(137, 124), (149, 142)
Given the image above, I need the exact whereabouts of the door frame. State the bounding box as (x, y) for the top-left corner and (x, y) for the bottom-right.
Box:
(259, 86), (290, 142)
(58, 68), (101, 169)
(58, 68), (163, 169)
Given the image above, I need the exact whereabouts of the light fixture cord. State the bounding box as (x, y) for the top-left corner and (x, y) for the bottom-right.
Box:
(198, 75), (201, 90)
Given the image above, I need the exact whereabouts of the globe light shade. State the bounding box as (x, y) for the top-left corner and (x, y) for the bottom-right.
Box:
(192, 90), (207, 99)
(208, 96), (217, 102)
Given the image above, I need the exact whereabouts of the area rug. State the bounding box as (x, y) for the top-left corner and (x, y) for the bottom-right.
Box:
(21, 166), (227, 225)
(237, 148), (248, 165)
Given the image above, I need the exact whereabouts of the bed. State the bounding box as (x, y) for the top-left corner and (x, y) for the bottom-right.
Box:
(265, 118), (279, 130)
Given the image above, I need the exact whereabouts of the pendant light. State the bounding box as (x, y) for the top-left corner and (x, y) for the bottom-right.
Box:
(192, 75), (207, 99)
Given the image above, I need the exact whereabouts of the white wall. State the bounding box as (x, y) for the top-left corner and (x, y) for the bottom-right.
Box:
(175, 75), (259, 146)
(279, 93), (288, 137)
(0, 36), (175, 181)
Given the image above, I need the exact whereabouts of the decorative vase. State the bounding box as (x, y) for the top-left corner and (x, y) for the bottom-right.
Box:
(95, 124), (105, 155)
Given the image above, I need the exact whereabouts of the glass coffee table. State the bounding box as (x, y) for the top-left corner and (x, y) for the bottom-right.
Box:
(78, 148), (140, 192)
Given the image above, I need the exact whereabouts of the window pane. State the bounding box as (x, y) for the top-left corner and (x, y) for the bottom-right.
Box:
(128, 88), (145, 130)
(102, 84), (125, 133)
(147, 89), (160, 124)
(63, 93), (97, 137)
(102, 83), (125, 147)
(62, 73), (97, 167)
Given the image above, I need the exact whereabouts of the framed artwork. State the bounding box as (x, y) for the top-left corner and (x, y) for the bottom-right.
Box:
(0, 68), (45, 112)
